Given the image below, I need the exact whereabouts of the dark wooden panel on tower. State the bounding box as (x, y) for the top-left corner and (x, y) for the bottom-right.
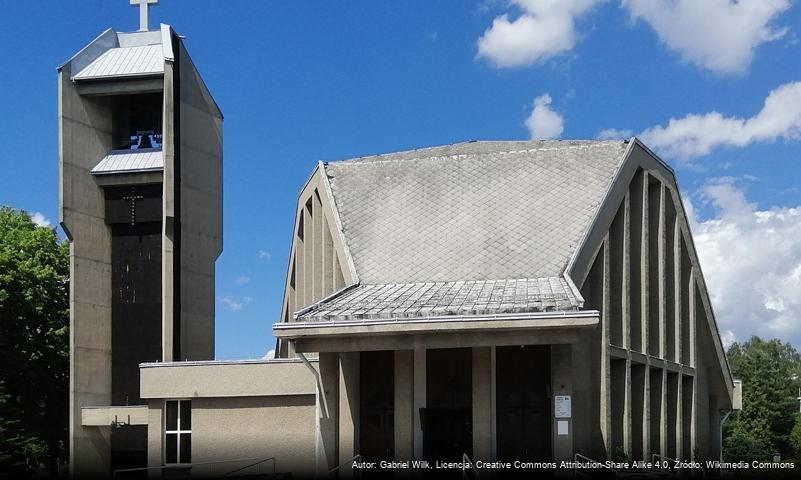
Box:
(105, 184), (163, 407)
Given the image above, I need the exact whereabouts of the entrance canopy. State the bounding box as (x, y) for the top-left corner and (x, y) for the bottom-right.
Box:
(273, 277), (599, 352)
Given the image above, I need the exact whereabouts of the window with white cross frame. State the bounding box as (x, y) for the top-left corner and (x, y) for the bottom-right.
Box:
(165, 400), (191, 464)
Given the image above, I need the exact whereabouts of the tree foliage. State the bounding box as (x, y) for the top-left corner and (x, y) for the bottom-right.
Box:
(724, 337), (801, 461)
(0, 207), (69, 475)
(790, 414), (801, 459)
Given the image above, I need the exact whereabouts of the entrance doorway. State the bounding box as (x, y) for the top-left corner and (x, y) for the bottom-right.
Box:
(496, 345), (551, 462)
(360, 351), (395, 462)
(424, 348), (473, 463)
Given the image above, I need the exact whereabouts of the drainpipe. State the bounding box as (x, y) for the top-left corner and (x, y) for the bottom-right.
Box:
(293, 341), (330, 419)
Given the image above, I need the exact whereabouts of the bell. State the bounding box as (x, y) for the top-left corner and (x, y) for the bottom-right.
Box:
(137, 132), (153, 149)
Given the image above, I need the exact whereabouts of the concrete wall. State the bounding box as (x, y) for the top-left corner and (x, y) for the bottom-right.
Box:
(140, 360), (316, 399)
(276, 167), (358, 357)
(570, 143), (733, 462)
(141, 359), (318, 476)
(59, 62), (115, 478)
(175, 37), (223, 361)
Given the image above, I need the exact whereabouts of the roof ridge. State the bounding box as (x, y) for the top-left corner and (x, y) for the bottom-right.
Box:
(326, 140), (626, 167)
(356, 276), (568, 287)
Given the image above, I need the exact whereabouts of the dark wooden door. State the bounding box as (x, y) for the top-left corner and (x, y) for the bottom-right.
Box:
(424, 348), (473, 463)
(360, 351), (395, 463)
(496, 345), (551, 462)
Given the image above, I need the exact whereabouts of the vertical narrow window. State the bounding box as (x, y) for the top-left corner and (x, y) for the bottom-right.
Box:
(165, 400), (192, 464)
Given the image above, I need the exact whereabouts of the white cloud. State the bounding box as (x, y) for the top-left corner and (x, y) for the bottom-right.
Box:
(235, 275), (250, 286)
(525, 93), (564, 139)
(622, 0), (790, 74)
(262, 349), (275, 360)
(219, 295), (253, 312)
(28, 212), (51, 228)
(477, 0), (602, 68)
(596, 128), (633, 140)
(689, 178), (801, 349)
(258, 250), (272, 261)
(639, 81), (801, 160)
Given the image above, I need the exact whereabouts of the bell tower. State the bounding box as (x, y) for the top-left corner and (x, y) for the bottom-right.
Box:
(58, 13), (223, 477)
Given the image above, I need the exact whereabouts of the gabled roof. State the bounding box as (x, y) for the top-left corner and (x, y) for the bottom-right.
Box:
(90, 149), (163, 175)
(323, 140), (628, 285)
(297, 277), (580, 322)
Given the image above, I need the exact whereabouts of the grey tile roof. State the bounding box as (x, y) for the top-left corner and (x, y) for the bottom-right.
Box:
(73, 45), (164, 80)
(90, 149), (163, 175)
(325, 140), (628, 284)
(297, 277), (580, 322)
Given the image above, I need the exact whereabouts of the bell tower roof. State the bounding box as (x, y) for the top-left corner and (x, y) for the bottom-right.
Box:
(59, 25), (175, 81)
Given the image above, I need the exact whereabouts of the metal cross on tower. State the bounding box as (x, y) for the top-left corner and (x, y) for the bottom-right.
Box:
(131, 0), (158, 32)
(122, 190), (144, 226)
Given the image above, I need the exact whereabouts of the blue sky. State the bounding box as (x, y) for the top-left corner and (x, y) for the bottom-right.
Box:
(1, 1), (800, 358)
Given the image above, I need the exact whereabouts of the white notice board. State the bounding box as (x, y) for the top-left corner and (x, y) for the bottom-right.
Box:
(554, 395), (572, 418)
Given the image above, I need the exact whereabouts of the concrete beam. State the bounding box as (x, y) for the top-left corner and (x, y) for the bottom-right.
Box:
(81, 406), (148, 426)
(291, 328), (582, 353)
(139, 360), (316, 399)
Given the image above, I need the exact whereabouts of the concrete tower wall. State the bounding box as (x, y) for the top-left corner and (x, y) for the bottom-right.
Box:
(59, 63), (115, 478)
(62, 25), (223, 476)
(161, 32), (223, 361)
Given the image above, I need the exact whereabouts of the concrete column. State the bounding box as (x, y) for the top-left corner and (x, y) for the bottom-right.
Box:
(295, 216), (305, 309)
(689, 270), (697, 368)
(658, 184), (667, 361)
(395, 350), (414, 461)
(303, 202), (314, 306)
(313, 193), (324, 302)
(147, 400), (163, 478)
(472, 347), (493, 463)
(413, 349), (426, 460)
(676, 374), (683, 460)
(338, 352), (360, 476)
(72, 426), (110, 479)
(551, 345), (573, 464)
(641, 365), (651, 460)
(623, 193), (631, 350)
(673, 215), (682, 365)
(624, 360), (633, 457)
(319, 352), (340, 473)
(641, 174), (650, 356)
(490, 347), (497, 461)
(600, 239), (612, 457)
(660, 369), (668, 457)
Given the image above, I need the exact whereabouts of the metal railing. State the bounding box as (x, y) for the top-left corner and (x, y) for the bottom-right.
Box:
(652, 454), (680, 476)
(112, 456), (276, 479)
(461, 453), (479, 480)
(329, 454), (361, 478)
(224, 456), (276, 477)
(573, 453), (617, 480)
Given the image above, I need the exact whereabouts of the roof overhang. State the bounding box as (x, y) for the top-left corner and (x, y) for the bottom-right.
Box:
(275, 309), (598, 341)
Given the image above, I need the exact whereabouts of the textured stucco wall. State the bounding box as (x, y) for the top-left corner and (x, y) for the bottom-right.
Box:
(190, 396), (317, 476)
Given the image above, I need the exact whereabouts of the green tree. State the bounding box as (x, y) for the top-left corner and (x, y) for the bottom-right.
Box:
(724, 337), (801, 461)
(791, 414), (801, 459)
(0, 207), (69, 476)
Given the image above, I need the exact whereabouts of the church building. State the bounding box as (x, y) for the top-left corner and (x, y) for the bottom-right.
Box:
(60, 3), (735, 479)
